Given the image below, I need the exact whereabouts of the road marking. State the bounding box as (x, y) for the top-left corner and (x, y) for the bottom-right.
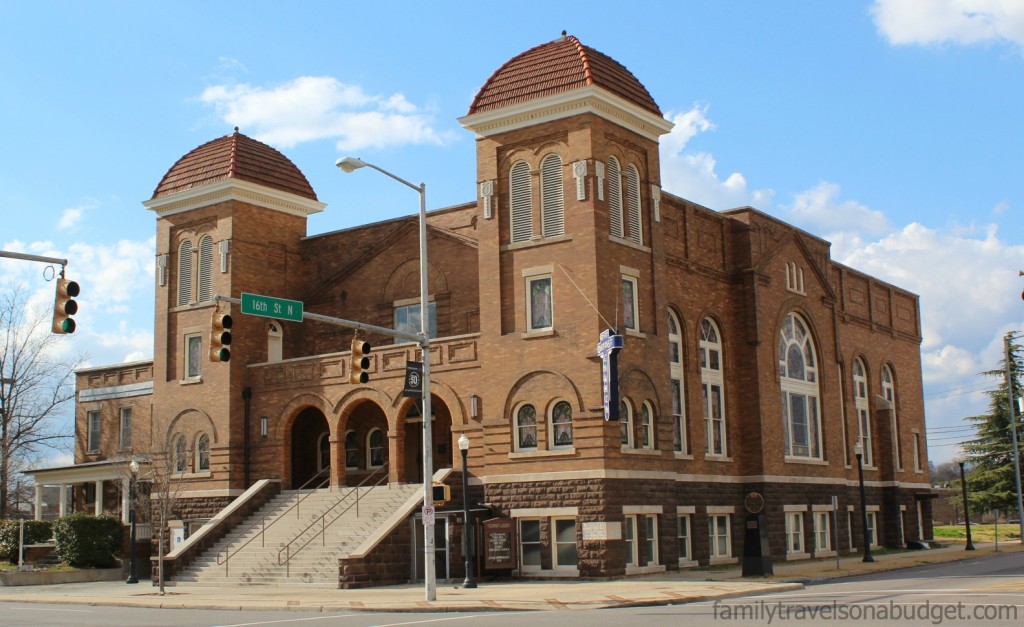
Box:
(2, 606), (93, 613)
(215, 613), (515, 627)
(214, 614), (364, 626)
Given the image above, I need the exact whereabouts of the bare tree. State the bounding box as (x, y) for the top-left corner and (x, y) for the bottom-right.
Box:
(143, 435), (188, 595)
(0, 283), (81, 518)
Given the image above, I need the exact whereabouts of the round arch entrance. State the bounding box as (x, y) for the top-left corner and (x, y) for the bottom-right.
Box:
(289, 407), (330, 489)
(401, 395), (453, 484)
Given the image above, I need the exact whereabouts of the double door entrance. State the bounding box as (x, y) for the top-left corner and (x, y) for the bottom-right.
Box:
(412, 514), (452, 582)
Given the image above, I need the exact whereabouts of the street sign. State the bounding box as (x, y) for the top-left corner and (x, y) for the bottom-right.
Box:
(241, 292), (303, 322)
(597, 329), (623, 421)
(423, 505), (435, 525)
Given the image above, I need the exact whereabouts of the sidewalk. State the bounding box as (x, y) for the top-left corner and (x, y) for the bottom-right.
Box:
(0, 541), (1017, 613)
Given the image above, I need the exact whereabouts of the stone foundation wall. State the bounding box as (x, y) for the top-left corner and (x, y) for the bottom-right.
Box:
(338, 520), (412, 589)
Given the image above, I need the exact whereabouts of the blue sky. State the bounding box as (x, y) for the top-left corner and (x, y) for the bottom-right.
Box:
(2, 1), (1023, 465)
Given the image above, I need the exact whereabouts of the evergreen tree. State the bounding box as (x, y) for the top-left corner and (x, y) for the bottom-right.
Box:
(962, 336), (1024, 514)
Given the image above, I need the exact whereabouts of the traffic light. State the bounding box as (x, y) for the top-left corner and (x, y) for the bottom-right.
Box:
(350, 337), (371, 384)
(52, 277), (80, 334)
(210, 311), (233, 362)
(432, 484), (451, 507)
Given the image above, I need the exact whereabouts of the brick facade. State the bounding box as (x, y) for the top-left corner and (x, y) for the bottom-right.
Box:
(66, 35), (934, 585)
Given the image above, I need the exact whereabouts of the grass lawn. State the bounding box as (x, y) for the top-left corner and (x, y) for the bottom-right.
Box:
(934, 523), (1021, 543)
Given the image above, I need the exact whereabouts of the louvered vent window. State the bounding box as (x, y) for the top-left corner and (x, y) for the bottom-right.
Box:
(510, 161), (533, 243)
(198, 235), (214, 302)
(177, 239), (193, 306)
(540, 154), (564, 237)
(625, 165), (642, 246)
(607, 157), (623, 238)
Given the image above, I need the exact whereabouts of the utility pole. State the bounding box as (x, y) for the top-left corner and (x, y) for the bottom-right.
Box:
(1004, 332), (1024, 543)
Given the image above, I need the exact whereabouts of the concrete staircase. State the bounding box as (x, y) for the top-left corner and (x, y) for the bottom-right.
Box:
(172, 482), (420, 587)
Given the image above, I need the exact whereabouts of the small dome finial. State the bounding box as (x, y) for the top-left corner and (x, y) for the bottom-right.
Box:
(561, 30), (567, 38)
(233, 126), (240, 134)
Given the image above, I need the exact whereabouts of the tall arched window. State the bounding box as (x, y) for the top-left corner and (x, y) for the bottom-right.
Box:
(515, 404), (537, 451)
(607, 156), (624, 239)
(882, 365), (901, 469)
(196, 433), (210, 472)
(669, 311), (687, 453)
(177, 240), (193, 306)
(550, 400), (573, 447)
(779, 313), (821, 459)
(344, 431), (359, 469)
(317, 432), (331, 472)
(510, 161), (533, 243)
(197, 235), (214, 302)
(540, 154), (564, 237)
(625, 164), (642, 245)
(853, 358), (873, 466)
(620, 398), (634, 448)
(640, 401), (654, 449)
(268, 321), (283, 362)
(173, 434), (187, 474)
(700, 319), (726, 456)
(367, 429), (386, 468)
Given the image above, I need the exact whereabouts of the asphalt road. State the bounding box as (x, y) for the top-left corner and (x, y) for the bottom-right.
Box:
(1, 551), (1022, 626)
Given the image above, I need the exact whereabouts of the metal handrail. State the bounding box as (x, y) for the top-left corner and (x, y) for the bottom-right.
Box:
(216, 467), (330, 576)
(276, 463), (390, 576)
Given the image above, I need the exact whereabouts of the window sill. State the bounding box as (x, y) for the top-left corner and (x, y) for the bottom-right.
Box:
(704, 455), (733, 463)
(709, 556), (737, 566)
(625, 564), (665, 576)
(813, 550), (836, 559)
(502, 234), (573, 252)
(608, 234), (651, 253)
(179, 377), (203, 386)
(678, 558), (698, 569)
(173, 471), (212, 479)
(521, 329), (555, 339)
(673, 452), (694, 460)
(624, 329), (646, 339)
(509, 448), (576, 459)
(784, 456), (828, 465)
(621, 446), (661, 456)
(785, 551), (810, 561)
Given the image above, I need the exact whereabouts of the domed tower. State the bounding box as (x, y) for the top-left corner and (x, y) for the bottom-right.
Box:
(460, 33), (673, 341)
(143, 129), (325, 492)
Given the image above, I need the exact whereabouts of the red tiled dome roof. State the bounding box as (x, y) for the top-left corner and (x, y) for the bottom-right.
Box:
(468, 34), (661, 116)
(151, 129), (317, 200)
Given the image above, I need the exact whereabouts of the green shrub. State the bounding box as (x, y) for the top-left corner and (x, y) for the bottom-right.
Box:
(0, 519), (54, 561)
(53, 514), (122, 568)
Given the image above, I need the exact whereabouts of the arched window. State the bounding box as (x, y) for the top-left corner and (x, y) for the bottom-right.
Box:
(640, 401), (654, 449)
(197, 235), (214, 302)
(510, 161), (533, 243)
(853, 358), (873, 466)
(625, 164), (642, 245)
(268, 321), (283, 362)
(620, 398), (634, 448)
(515, 404), (537, 451)
(779, 313), (821, 459)
(668, 311), (687, 453)
(550, 400), (573, 448)
(344, 430), (359, 469)
(607, 157), (624, 239)
(196, 433), (210, 472)
(173, 434), (187, 474)
(367, 428), (386, 468)
(882, 365), (901, 469)
(540, 154), (564, 237)
(177, 240), (193, 306)
(700, 319), (726, 456)
(317, 432), (331, 472)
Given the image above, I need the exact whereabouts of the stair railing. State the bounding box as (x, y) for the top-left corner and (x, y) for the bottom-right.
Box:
(276, 462), (390, 578)
(216, 467), (330, 577)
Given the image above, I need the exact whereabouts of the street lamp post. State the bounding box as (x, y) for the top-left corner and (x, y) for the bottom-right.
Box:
(335, 157), (437, 602)
(854, 442), (874, 562)
(959, 461), (976, 551)
(126, 458), (140, 584)
(458, 433), (477, 589)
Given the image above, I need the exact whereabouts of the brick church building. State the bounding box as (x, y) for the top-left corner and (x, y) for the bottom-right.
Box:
(30, 34), (934, 586)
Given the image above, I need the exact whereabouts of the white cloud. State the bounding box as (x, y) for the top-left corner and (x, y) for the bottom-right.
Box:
(659, 104), (774, 210)
(871, 0), (1024, 47)
(199, 76), (457, 151)
(780, 181), (891, 236)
